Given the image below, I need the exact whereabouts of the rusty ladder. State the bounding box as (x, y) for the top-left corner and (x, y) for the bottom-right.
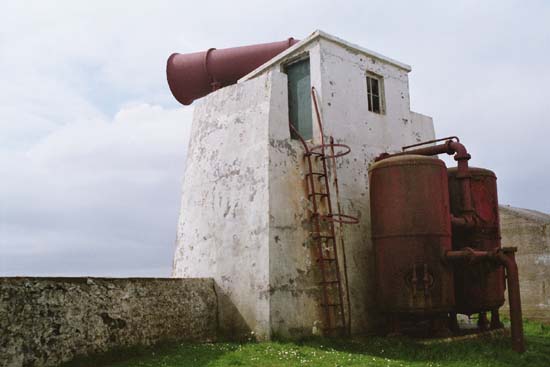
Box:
(290, 86), (358, 336)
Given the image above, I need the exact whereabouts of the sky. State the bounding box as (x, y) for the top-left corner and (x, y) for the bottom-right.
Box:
(1, 1), (549, 277)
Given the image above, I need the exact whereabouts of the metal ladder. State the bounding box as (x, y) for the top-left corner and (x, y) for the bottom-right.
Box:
(290, 86), (358, 336)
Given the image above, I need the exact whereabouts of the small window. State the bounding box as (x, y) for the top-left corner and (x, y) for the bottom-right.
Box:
(286, 58), (313, 140)
(366, 73), (384, 114)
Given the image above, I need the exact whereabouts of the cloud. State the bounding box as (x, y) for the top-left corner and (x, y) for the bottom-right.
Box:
(1, 0), (549, 276)
(0, 104), (193, 276)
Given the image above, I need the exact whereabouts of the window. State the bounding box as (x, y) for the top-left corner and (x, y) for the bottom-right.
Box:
(286, 58), (313, 140)
(366, 73), (384, 114)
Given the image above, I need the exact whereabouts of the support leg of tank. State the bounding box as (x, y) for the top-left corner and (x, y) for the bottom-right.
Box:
(431, 314), (452, 338)
(449, 312), (459, 333)
(490, 309), (504, 329)
(387, 314), (402, 336)
(477, 312), (489, 331)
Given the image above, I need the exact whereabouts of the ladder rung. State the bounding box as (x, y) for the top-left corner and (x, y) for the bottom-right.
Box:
(322, 326), (347, 331)
(321, 303), (342, 308)
(311, 212), (332, 219)
(308, 192), (329, 199)
(317, 257), (337, 262)
(310, 232), (324, 236)
(322, 326), (347, 336)
(319, 280), (340, 285)
(311, 233), (335, 240)
(305, 172), (326, 179)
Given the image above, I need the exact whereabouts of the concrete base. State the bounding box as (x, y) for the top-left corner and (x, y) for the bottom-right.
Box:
(418, 328), (510, 345)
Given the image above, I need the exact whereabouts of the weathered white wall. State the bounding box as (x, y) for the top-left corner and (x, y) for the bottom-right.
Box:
(263, 38), (435, 336)
(262, 38), (435, 335)
(313, 38), (435, 332)
(173, 36), (435, 339)
(267, 74), (320, 337)
(173, 74), (272, 340)
(266, 42), (325, 339)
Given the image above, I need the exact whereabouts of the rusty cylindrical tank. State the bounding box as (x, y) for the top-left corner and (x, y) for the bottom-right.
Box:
(448, 167), (505, 315)
(372, 138), (525, 351)
(167, 38), (298, 105)
(369, 155), (455, 318)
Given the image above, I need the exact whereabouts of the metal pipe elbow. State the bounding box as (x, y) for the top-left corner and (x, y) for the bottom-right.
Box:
(447, 141), (471, 162)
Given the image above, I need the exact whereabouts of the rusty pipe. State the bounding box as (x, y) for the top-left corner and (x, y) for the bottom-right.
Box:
(374, 140), (469, 164)
(375, 140), (455, 161)
(497, 248), (525, 353)
(376, 139), (474, 216)
(445, 247), (494, 263)
(444, 247), (526, 353)
(450, 215), (476, 229)
(448, 141), (474, 215)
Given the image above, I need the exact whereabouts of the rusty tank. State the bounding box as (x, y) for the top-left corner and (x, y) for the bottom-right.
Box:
(369, 155), (455, 327)
(371, 137), (525, 352)
(448, 167), (505, 328)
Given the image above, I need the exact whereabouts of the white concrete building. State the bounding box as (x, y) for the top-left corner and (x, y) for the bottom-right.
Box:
(172, 30), (435, 340)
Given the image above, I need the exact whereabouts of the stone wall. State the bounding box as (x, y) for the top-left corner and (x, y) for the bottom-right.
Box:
(500, 206), (550, 323)
(0, 277), (217, 367)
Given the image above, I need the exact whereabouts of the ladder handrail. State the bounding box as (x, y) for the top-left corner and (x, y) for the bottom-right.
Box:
(288, 86), (358, 336)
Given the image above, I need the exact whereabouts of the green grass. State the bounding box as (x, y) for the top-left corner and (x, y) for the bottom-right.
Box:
(67, 321), (550, 367)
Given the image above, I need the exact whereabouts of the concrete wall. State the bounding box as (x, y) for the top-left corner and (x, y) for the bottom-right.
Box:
(267, 66), (322, 338)
(173, 36), (435, 339)
(173, 74), (272, 340)
(500, 206), (550, 323)
(0, 277), (217, 367)
(265, 38), (435, 336)
(315, 38), (434, 333)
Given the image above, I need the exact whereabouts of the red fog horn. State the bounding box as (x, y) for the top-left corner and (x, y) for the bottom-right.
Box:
(166, 38), (299, 105)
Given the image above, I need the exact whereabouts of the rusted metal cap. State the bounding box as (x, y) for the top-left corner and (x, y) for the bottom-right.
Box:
(369, 154), (444, 173)
(448, 166), (496, 178)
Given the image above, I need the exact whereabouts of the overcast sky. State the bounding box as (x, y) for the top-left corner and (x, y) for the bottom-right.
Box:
(1, 1), (549, 277)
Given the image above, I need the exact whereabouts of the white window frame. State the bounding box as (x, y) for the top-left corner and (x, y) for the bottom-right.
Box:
(366, 72), (385, 115)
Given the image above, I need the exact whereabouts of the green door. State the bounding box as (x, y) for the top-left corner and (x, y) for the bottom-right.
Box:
(286, 58), (313, 140)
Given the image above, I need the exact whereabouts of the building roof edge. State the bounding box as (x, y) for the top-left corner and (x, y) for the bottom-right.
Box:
(239, 30), (412, 83)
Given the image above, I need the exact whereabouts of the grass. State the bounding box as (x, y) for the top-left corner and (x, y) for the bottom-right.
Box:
(66, 321), (550, 367)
